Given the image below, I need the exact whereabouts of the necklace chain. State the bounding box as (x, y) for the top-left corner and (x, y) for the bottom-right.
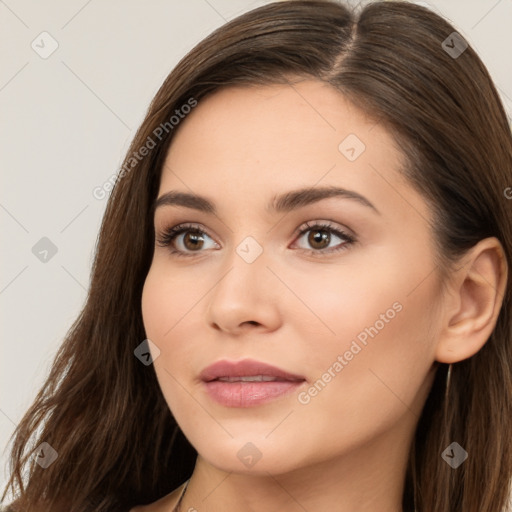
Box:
(172, 479), (189, 512)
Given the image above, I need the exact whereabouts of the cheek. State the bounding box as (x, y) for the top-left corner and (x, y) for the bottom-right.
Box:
(141, 270), (166, 341)
(141, 262), (197, 342)
(140, 263), (206, 401)
(289, 244), (439, 413)
(141, 265), (188, 386)
(141, 268), (186, 416)
(295, 267), (439, 441)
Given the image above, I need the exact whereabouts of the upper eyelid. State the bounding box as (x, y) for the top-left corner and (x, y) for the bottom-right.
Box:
(155, 221), (356, 260)
(156, 220), (354, 244)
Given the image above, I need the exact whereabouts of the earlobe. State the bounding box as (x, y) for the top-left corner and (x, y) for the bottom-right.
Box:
(435, 237), (508, 364)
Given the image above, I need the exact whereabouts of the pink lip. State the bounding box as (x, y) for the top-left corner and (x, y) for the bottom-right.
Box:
(200, 359), (305, 382)
(200, 358), (306, 408)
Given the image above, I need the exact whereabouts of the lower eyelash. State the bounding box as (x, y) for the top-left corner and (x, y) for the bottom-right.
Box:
(298, 221), (355, 255)
(155, 221), (355, 257)
(155, 224), (206, 257)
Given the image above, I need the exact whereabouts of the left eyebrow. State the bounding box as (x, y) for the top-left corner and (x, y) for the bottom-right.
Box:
(153, 185), (380, 216)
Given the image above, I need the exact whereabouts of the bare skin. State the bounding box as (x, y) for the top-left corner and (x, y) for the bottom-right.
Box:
(135, 80), (507, 511)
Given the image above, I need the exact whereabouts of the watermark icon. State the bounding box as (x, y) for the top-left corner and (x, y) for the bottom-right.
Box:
(33, 442), (58, 468)
(93, 97), (197, 200)
(441, 441), (468, 468)
(298, 301), (403, 404)
(338, 133), (366, 162)
(32, 237), (58, 263)
(441, 32), (468, 59)
(237, 442), (262, 468)
(31, 32), (59, 59)
(504, 187), (512, 200)
(134, 339), (161, 366)
(236, 236), (263, 264)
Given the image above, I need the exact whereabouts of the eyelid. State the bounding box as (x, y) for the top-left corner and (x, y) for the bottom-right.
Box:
(155, 220), (351, 244)
(155, 219), (356, 258)
(155, 222), (218, 248)
(292, 219), (354, 239)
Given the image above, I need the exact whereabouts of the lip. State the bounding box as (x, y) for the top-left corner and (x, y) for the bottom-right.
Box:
(200, 358), (306, 408)
(200, 359), (305, 382)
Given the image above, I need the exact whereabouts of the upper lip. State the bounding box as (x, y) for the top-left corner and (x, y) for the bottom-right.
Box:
(200, 359), (305, 382)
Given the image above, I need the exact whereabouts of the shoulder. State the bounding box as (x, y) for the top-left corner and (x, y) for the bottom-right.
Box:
(129, 480), (189, 512)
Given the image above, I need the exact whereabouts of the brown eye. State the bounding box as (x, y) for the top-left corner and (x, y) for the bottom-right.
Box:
(307, 229), (331, 250)
(294, 221), (355, 256)
(182, 231), (205, 251)
(155, 223), (218, 257)
(157, 221), (355, 258)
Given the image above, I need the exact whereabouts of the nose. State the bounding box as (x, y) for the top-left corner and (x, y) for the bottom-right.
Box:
(206, 241), (282, 335)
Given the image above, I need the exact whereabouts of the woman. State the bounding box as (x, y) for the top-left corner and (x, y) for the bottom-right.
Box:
(2, 1), (511, 511)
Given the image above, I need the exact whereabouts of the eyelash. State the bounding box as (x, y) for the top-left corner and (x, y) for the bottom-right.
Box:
(155, 221), (356, 258)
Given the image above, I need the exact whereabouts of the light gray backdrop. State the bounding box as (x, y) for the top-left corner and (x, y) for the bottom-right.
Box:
(1, 0), (511, 500)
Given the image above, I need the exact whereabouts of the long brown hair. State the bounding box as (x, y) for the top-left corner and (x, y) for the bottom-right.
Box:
(3, 1), (511, 510)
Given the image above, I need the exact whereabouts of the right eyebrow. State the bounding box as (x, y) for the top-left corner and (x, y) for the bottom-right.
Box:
(153, 185), (380, 216)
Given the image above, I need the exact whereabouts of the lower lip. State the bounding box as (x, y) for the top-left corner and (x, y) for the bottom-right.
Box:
(203, 380), (305, 407)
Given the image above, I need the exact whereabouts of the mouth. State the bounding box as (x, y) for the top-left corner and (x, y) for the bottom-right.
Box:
(200, 359), (306, 407)
(200, 358), (305, 382)
(214, 375), (299, 382)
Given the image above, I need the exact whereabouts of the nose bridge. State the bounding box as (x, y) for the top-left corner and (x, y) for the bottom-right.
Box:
(220, 232), (269, 295)
(219, 204), (270, 271)
(206, 229), (279, 330)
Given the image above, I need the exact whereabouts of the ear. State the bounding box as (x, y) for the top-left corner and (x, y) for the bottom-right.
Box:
(435, 237), (508, 364)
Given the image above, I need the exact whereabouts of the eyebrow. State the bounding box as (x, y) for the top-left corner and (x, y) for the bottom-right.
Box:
(153, 185), (380, 216)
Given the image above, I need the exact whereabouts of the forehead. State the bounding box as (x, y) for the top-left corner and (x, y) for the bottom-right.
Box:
(165, 80), (386, 168)
(158, 80), (430, 225)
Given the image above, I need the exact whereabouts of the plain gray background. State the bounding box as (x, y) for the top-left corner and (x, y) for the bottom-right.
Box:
(1, 0), (511, 500)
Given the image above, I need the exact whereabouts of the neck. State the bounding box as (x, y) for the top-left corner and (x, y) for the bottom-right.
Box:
(178, 416), (415, 512)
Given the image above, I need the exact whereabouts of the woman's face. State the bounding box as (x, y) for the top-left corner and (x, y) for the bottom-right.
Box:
(141, 80), (445, 476)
